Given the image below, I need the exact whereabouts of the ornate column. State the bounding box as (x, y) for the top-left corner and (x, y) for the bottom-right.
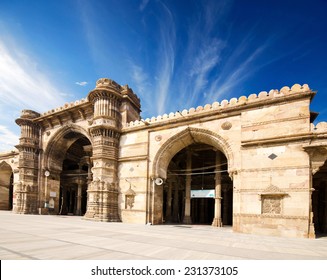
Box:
(172, 182), (180, 223)
(222, 186), (229, 225)
(76, 179), (83, 216)
(183, 149), (192, 224)
(84, 78), (122, 222)
(14, 110), (40, 214)
(165, 180), (173, 223)
(212, 152), (222, 227)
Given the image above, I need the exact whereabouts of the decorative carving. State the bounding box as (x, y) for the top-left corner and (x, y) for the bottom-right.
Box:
(125, 186), (136, 210)
(155, 135), (162, 142)
(221, 121), (232, 130)
(262, 196), (282, 214)
(262, 184), (283, 194)
(96, 78), (121, 91)
(259, 185), (287, 215)
(303, 146), (327, 174)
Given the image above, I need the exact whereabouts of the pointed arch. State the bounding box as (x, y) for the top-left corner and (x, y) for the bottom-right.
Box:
(0, 161), (14, 210)
(152, 127), (235, 179)
(43, 124), (92, 172)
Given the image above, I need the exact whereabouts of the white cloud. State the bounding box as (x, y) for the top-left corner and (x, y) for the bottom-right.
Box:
(130, 64), (149, 94)
(0, 40), (66, 112)
(0, 38), (67, 151)
(204, 42), (269, 103)
(0, 125), (19, 151)
(75, 81), (88, 86)
(155, 1), (176, 115)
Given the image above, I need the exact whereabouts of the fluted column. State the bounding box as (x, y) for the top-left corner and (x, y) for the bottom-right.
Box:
(85, 79), (122, 222)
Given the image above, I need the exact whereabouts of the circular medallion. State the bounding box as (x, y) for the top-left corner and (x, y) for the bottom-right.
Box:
(155, 135), (162, 142)
(221, 121), (232, 130)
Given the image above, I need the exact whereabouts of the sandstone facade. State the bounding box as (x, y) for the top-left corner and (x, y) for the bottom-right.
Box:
(1, 78), (327, 238)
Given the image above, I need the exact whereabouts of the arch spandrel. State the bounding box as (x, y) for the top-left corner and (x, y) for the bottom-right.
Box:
(152, 127), (235, 179)
(0, 160), (13, 171)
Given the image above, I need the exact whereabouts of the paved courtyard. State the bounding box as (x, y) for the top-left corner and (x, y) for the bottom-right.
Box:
(0, 211), (327, 260)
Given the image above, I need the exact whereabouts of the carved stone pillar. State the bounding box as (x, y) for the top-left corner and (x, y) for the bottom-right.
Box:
(172, 182), (180, 223)
(76, 179), (83, 216)
(183, 149), (192, 224)
(84, 78), (123, 222)
(14, 110), (40, 214)
(222, 187), (229, 225)
(212, 152), (222, 227)
(165, 180), (173, 223)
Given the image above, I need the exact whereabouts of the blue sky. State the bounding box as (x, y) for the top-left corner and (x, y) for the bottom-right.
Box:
(0, 0), (326, 151)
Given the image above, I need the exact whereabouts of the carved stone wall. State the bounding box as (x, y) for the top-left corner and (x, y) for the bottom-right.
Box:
(1, 78), (327, 239)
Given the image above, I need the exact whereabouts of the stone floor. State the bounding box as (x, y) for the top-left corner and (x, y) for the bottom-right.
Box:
(0, 211), (327, 260)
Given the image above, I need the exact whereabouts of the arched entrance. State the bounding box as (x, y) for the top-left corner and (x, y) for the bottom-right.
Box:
(43, 125), (92, 215)
(59, 136), (91, 215)
(0, 162), (14, 210)
(151, 127), (235, 226)
(164, 144), (233, 225)
(312, 159), (327, 236)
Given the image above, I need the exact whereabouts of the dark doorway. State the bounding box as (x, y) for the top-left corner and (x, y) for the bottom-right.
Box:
(164, 143), (233, 225)
(191, 198), (214, 224)
(59, 135), (92, 216)
(312, 160), (327, 236)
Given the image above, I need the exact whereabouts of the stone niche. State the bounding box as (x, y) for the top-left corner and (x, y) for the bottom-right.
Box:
(125, 187), (136, 210)
(259, 185), (288, 215)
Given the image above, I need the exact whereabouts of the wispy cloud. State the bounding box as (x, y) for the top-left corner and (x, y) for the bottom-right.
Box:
(77, 1), (102, 68)
(75, 81), (88, 86)
(204, 38), (272, 103)
(0, 40), (66, 112)
(155, 1), (176, 115)
(0, 38), (67, 150)
(130, 63), (149, 94)
(0, 125), (19, 151)
(185, 39), (225, 107)
(174, 1), (230, 110)
(139, 0), (150, 11)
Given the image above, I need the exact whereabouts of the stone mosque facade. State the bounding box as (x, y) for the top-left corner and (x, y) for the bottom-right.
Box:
(1, 78), (327, 238)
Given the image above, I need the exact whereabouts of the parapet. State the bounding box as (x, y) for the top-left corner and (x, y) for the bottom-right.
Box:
(38, 78), (141, 118)
(311, 122), (327, 133)
(124, 83), (313, 128)
(39, 98), (88, 117)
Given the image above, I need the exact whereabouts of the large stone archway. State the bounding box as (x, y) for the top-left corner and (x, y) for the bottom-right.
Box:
(41, 124), (93, 215)
(44, 124), (92, 171)
(150, 127), (235, 225)
(152, 127), (235, 179)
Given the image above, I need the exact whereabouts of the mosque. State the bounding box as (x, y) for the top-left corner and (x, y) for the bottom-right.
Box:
(0, 78), (326, 238)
